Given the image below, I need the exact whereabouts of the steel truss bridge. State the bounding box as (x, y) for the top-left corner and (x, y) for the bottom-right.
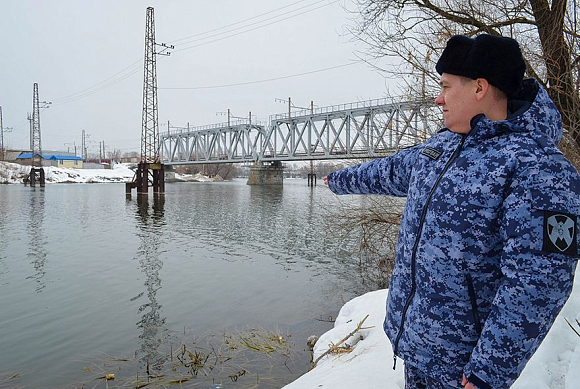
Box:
(160, 98), (438, 165)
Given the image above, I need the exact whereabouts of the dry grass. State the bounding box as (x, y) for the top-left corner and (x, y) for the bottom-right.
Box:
(311, 314), (371, 369)
(67, 326), (297, 389)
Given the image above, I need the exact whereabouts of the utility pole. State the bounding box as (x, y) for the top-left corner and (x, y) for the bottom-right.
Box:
(0, 106), (10, 161)
(98, 140), (106, 162)
(275, 97), (317, 186)
(29, 83), (50, 187)
(81, 130), (90, 160)
(127, 6), (172, 196)
(307, 100), (316, 187)
(27, 112), (33, 150)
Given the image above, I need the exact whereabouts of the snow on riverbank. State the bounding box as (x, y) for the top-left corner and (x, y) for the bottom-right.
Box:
(285, 265), (580, 389)
(0, 161), (135, 184)
(0, 162), (221, 184)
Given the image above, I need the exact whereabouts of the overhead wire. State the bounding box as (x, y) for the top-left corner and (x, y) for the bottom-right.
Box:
(172, 0), (337, 52)
(167, 0), (311, 44)
(50, 58), (144, 105)
(159, 60), (364, 90)
(47, 0), (344, 105)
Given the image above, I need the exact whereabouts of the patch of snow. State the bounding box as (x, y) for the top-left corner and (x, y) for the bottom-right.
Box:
(0, 162), (218, 184)
(285, 265), (580, 389)
(284, 289), (404, 389)
(0, 161), (30, 184)
(172, 172), (222, 182)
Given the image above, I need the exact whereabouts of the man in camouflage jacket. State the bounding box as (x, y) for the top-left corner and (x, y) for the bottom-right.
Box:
(325, 34), (580, 388)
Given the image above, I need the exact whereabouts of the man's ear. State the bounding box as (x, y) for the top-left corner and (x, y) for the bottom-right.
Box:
(474, 78), (490, 101)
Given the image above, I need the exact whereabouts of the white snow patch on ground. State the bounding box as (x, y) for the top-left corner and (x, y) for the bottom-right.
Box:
(285, 266), (580, 389)
(0, 161), (136, 184)
(0, 162), (221, 184)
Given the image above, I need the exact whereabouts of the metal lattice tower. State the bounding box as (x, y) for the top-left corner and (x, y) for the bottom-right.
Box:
(127, 7), (171, 196)
(141, 6), (160, 163)
(31, 83), (42, 167)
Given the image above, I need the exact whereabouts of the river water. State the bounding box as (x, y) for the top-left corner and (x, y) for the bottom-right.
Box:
(0, 179), (370, 388)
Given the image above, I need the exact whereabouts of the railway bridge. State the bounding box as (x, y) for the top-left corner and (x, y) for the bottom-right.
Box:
(160, 98), (439, 184)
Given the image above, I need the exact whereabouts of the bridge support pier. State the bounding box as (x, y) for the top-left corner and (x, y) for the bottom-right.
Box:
(126, 162), (165, 196)
(29, 167), (45, 187)
(307, 173), (317, 186)
(247, 161), (284, 185)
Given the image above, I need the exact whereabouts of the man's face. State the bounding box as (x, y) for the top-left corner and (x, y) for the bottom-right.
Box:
(434, 73), (480, 134)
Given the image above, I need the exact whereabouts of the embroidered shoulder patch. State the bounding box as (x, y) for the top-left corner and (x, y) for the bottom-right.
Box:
(421, 147), (442, 161)
(543, 211), (578, 255)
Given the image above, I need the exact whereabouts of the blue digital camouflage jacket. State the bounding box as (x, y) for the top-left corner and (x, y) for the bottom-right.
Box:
(326, 79), (580, 389)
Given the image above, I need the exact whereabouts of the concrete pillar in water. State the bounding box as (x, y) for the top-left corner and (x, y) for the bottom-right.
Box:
(247, 161), (284, 185)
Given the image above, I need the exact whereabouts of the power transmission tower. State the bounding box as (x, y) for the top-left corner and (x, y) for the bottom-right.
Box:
(29, 83), (47, 187)
(127, 6), (172, 196)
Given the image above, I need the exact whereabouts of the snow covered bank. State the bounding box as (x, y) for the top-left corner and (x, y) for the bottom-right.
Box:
(0, 161), (135, 184)
(285, 266), (580, 389)
(0, 162), (222, 184)
(168, 172), (224, 183)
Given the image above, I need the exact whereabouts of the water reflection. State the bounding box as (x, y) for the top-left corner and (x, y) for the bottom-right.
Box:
(303, 187), (317, 250)
(132, 195), (168, 372)
(167, 182), (339, 267)
(26, 188), (48, 293)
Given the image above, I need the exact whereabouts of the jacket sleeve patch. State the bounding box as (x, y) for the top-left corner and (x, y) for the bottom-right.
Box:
(543, 210), (577, 255)
(421, 147), (442, 160)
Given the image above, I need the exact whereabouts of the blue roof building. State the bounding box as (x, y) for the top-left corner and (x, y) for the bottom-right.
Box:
(17, 153), (83, 168)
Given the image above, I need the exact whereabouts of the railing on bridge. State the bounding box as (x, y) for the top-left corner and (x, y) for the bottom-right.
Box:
(160, 98), (438, 165)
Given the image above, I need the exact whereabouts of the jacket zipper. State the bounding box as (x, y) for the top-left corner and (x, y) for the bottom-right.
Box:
(465, 273), (482, 334)
(392, 134), (466, 370)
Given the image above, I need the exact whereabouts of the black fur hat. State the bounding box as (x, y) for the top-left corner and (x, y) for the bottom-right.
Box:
(435, 34), (526, 96)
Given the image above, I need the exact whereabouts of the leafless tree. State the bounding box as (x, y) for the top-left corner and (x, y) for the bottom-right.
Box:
(349, 0), (580, 165)
(325, 195), (404, 288)
(203, 163), (240, 180)
(107, 148), (122, 162)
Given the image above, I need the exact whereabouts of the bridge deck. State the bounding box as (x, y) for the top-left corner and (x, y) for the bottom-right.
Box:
(161, 98), (438, 165)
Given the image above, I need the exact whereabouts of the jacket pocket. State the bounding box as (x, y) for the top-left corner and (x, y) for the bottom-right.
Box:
(465, 274), (482, 334)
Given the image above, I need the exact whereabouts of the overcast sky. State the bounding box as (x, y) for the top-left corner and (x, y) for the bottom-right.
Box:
(0, 0), (393, 155)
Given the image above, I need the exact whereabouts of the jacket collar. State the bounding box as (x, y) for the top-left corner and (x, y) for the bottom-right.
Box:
(464, 79), (562, 145)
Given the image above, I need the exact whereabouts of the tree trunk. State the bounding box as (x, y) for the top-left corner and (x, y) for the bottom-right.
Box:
(531, 0), (580, 148)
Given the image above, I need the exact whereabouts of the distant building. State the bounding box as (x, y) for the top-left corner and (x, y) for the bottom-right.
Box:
(47, 155), (83, 168)
(16, 152), (84, 169)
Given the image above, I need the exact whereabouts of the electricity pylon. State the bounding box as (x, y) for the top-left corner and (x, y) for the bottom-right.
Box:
(127, 6), (172, 196)
(29, 83), (47, 187)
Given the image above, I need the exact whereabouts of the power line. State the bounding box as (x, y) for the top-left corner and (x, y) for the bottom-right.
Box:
(168, 0), (312, 44)
(159, 60), (364, 90)
(174, 0), (339, 53)
(45, 0), (340, 105)
(50, 59), (143, 105)
(171, 0), (333, 50)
